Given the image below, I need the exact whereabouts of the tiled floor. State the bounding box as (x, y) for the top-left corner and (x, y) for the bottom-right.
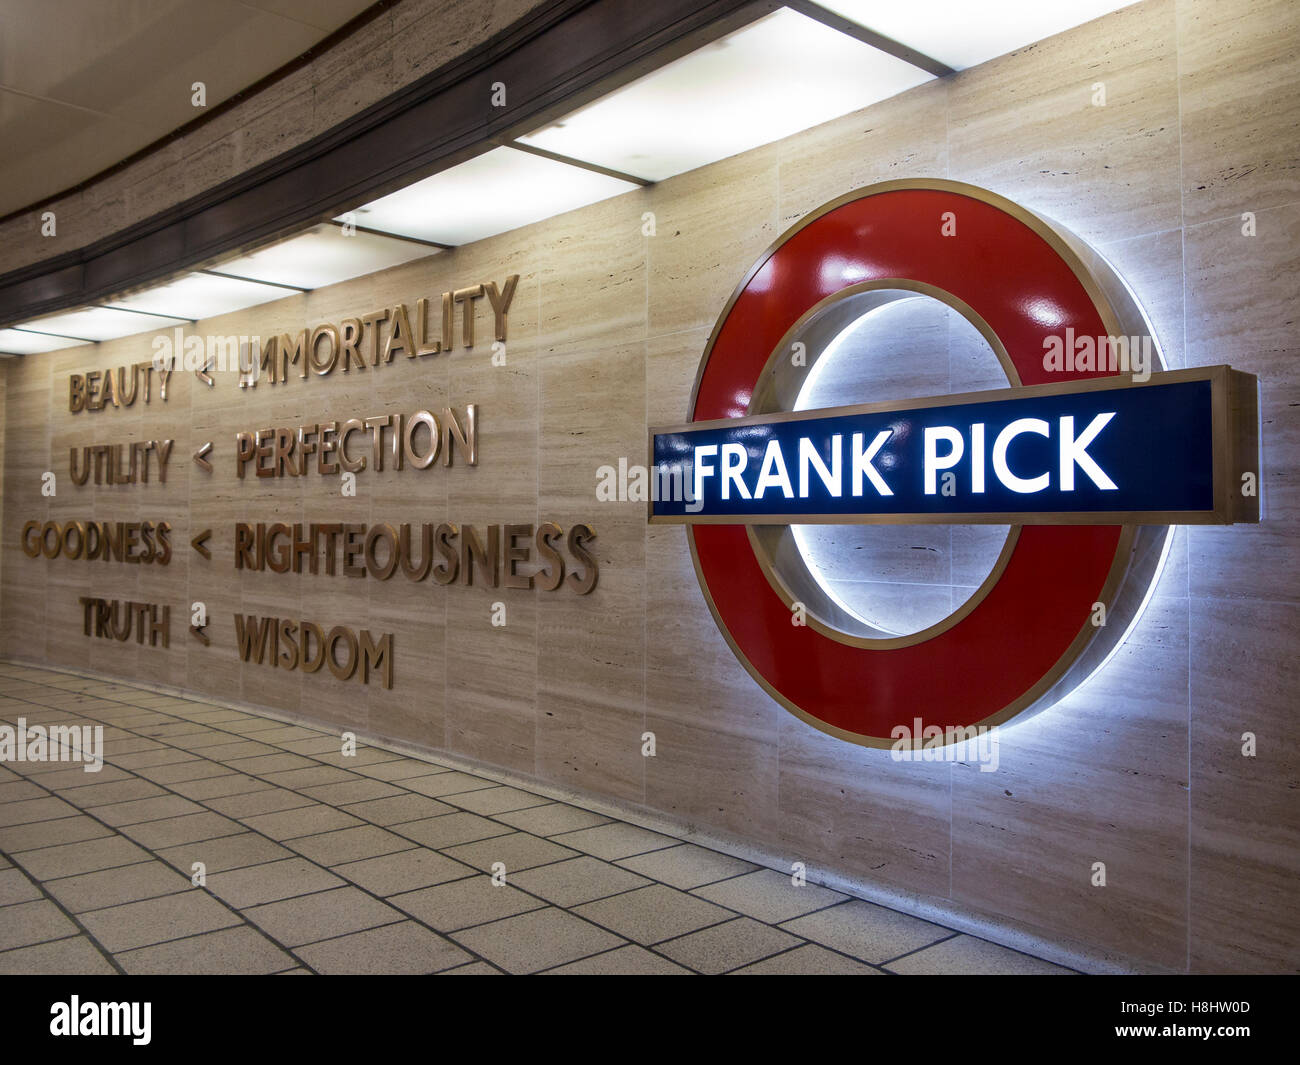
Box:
(0, 662), (1073, 975)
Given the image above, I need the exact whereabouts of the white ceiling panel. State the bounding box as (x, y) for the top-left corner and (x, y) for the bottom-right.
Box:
(340, 147), (639, 246)
(814, 0), (1143, 71)
(516, 7), (933, 182)
(213, 223), (437, 290)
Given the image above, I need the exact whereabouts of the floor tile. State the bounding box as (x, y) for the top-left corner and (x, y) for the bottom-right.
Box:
(401, 772), (499, 798)
(205, 858), (345, 908)
(0, 796), (78, 827)
(392, 812), (515, 849)
(0, 935), (116, 974)
(340, 793), (454, 826)
(59, 779), (165, 807)
(390, 877), (545, 931)
(655, 917), (803, 975)
(451, 908), (624, 974)
(156, 832), (294, 874)
(550, 822), (680, 861)
(0, 866), (42, 905)
(45, 860), (192, 913)
(122, 811), (246, 850)
(493, 802), (612, 837)
(261, 766), (358, 790)
(287, 825), (414, 866)
(170, 774), (269, 801)
(778, 900), (952, 964)
(511, 856), (651, 907)
(0, 815), (111, 851)
(240, 804), (363, 840)
(295, 921), (472, 974)
(134, 760), (231, 784)
(332, 848), (473, 895)
(115, 925), (295, 975)
(298, 779), (405, 806)
(617, 843), (759, 889)
(13, 835), (151, 880)
(443, 832), (578, 873)
(94, 794), (203, 827)
(440, 786), (551, 816)
(353, 759), (447, 782)
(692, 869), (848, 924)
(78, 891), (241, 953)
(544, 944), (692, 974)
(225, 753), (317, 775)
(886, 934), (1073, 975)
(203, 788), (314, 819)
(243, 886), (404, 948)
(731, 943), (881, 975)
(575, 883), (733, 945)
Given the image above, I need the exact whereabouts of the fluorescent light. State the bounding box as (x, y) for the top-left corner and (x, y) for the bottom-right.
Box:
(106, 272), (291, 320)
(213, 223), (436, 289)
(0, 328), (85, 354)
(18, 306), (188, 342)
(815, 0), (1142, 71)
(517, 8), (932, 182)
(340, 147), (638, 246)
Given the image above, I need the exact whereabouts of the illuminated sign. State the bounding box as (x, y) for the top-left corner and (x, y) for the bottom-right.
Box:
(653, 370), (1255, 524)
(651, 179), (1260, 748)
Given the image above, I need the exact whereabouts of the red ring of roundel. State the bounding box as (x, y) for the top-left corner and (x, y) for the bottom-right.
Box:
(689, 187), (1124, 741)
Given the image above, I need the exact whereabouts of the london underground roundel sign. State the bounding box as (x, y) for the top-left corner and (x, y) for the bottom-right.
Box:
(649, 179), (1259, 748)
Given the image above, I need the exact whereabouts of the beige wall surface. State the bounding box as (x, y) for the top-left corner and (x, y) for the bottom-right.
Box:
(2, 0), (1298, 972)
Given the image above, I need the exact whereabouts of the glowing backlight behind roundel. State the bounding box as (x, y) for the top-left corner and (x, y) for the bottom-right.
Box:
(648, 179), (1259, 748)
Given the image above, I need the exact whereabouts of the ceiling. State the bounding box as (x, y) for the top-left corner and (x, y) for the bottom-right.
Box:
(0, 0), (1144, 354)
(0, 0), (376, 217)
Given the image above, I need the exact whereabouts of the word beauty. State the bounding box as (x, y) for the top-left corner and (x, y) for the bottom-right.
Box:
(651, 369), (1255, 525)
(661, 178), (1261, 748)
(68, 361), (172, 413)
(246, 275), (518, 386)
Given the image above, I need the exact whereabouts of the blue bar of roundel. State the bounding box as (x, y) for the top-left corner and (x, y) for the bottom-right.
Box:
(650, 379), (1214, 518)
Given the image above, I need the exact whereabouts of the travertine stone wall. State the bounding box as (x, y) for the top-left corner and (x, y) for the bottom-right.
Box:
(2, 0), (1297, 972)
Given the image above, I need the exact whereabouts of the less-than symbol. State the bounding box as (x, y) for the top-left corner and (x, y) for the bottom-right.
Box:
(191, 529), (211, 560)
(189, 624), (210, 646)
(193, 441), (213, 472)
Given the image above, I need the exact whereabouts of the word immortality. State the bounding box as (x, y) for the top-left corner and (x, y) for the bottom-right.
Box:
(240, 275), (518, 386)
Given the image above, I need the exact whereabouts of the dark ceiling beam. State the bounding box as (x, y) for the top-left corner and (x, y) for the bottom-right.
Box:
(0, 0), (781, 328)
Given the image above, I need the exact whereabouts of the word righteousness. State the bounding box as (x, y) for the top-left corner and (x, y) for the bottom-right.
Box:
(235, 521), (598, 593)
